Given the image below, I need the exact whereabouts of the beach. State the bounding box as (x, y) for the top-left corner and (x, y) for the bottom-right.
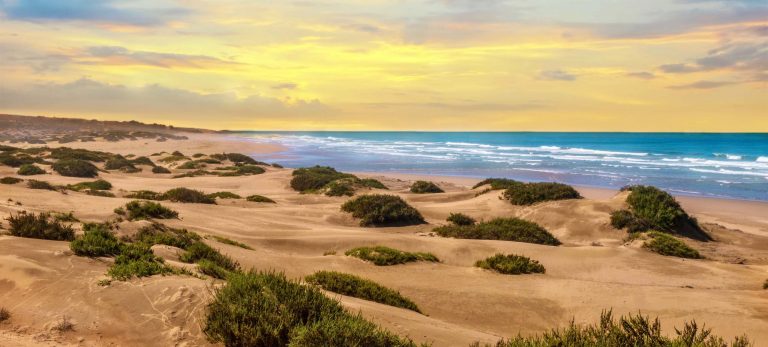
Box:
(1, 131), (767, 346)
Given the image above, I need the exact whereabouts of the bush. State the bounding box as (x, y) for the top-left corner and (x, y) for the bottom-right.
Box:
(177, 160), (204, 169)
(410, 180), (444, 194)
(625, 185), (695, 231)
(434, 217), (561, 246)
(447, 212), (476, 226)
(475, 254), (545, 275)
(207, 191), (242, 199)
(473, 178), (521, 190)
(49, 147), (111, 162)
(70, 223), (122, 257)
(193, 153), (205, 158)
(162, 187), (216, 204)
(107, 243), (174, 280)
(290, 313), (422, 347)
(209, 235), (253, 250)
(125, 190), (162, 200)
(67, 179), (112, 191)
(17, 164), (45, 176)
(27, 179), (57, 190)
(359, 178), (387, 189)
(104, 157), (139, 172)
(0, 308), (9, 322)
(131, 156), (155, 166)
(151, 166), (171, 174)
(502, 182), (581, 205)
(290, 166), (357, 192)
(197, 259), (233, 280)
(6, 212), (75, 240)
(159, 155), (188, 163)
(124, 200), (179, 220)
(229, 164), (265, 175)
(305, 271), (421, 313)
(1, 177), (23, 184)
(345, 246), (439, 266)
(203, 271), (347, 346)
(325, 180), (356, 197)
(132, 223), (201, 249)
(52, 159), (99, 177)
(172, 150), (185, 157)
(763, 279), (767, 290)
(246, 195), (276, 203)
(340, 194), (425, 227)
(223, 153), (260, 164)
(179, 242), (239, 272)
(471, 310), (751, 347)
(643, 232), (702, 259)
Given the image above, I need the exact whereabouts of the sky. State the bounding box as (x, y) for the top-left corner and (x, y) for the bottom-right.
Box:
(0, 0), (765, 131)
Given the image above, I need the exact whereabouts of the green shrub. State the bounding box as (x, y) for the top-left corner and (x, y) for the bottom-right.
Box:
(475, 254), (545, 275)
(473, 178), (521, 190)
(159, 155), (188, 163)
(207, 191), (242, 199)
(325, 180), (356, 197)
(172, 150), (185, 156)
(410, 180), (444, 194)
(49, 147), (111, 162)
(197, 259), (233, 280)
(70, 223), (122, 257)
(305, 271), (421, 313)
(27, 179), (57, 190)
(67, 179), (112, 191)
(1, 177), (23, 184)
(125, 190), (162, 200)
(17, 164), (45, 176)
(192, 153), (205, 158)
(85, 189), (115, 197)
(162, 187), (216, 204)
(151, 166), (171, 174)
(203, 271), (348, 346)
(0, 308), (9, 322)
(359, 178), (387, 189)
(0, 154), (25, 167)
(6, 212), (75, 241)
(434, 217), (561, 246)
(104, 157), (139, 172)
(132, 222), (201, 249)
(763, 279), (767, 290)
(471, 310), (750, 347)
(172, 169), (213, 178)
(290, 166), (357, 192)
(52, 159), (99, 177)
(209, 235), (253, 250)
(53, 211), (79, 222)
(626, 186), (684, 230)
(223, 153), (260, 164)
(643, 232), (701, 259)
(340, 194), (425, 227)
(345, 246), (439, 266)
(177, 160), (204, 169)
(502, 182), (581, 205)
(228, 164), (265, 175)
(179, 242), (239, 272)
(107, 243), (174, 280)
(610, 209), (646, 232)
(246, 195), (276, 203)
(447, 212), (475, 226)
(130, 156), (155, 166)
(124, 200), (179, 220)
(289, 313), (422, 347)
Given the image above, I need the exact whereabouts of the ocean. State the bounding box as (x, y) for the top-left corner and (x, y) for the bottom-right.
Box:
(233, 132), (768, 202)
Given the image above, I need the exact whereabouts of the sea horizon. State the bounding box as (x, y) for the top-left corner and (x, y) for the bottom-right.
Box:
(232, 131), (768, 202)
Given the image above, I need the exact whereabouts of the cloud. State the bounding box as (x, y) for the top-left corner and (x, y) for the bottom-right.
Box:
(538, 69), (577, 81)
(659, 41), (767, 73)
(0, 78), (331, 124)
(82, 46), (237, 69)
(668, 80), (738, 89)
(0, 0), (188, 26)
(272, 83), (298, 90)
(626, 71), (656, 79)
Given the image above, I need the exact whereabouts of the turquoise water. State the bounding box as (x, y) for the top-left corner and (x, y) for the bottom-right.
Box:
(233, 132), (768, 201)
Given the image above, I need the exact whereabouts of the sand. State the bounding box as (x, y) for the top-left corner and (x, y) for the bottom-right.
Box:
(1, 134), (767, 346)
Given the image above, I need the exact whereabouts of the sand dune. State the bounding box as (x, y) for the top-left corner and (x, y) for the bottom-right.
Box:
(1, 135), (768, 346)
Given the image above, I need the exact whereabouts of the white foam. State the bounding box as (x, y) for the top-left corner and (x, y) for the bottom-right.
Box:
(757, 156), (768, 163)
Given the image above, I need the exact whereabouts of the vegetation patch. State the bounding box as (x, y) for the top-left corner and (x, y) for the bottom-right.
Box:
(643, 231), (702, 259)
(85, 189), (115, 197)
(610, 209), (649, 233)
(289, 312), (422, 347)
(340, 194), (425, 227)
(471, 310), (750, 347)
(104, 157), (140, 172)
(359, 178), (387, 189)
(246, 194), (276, 203)
(125, 190), (162, 200)
(305, 271), (421, 313)
(130, 156), (155, 166)
(446, 212), (476, 226)
(27, 179), (57, 191)
(17, 164), (45, 176)
(325, 179), (356, 196)
(67, 179), (112, 191)
(209, 235), (253, 250)
(410, 180), (444, 194)
(473, 178), (521, 190)
(434, 217), (561, 246)
(0, 176), (23, 184)
(124, 200), (179, 220)
(52, 159), (99, 177)
(502, 182), (581, 205)
(6, 212), (75, 241)
(131, 222), (201, 249)
(159, 155), (188, 163)
(207, 191), (242, 199)
(0, 308), (9, 323)
(616, 185), (709, 240)
(179, 241), (240, 273)
(70, 223), (122, 257)
(216, 164), (266, 176)
(162, 187), (216, 204)
(345, 246), (438, 266)
(475, 254), (545, 275)
(290, 166), (358, 192)
(151, 166), (171, 174)
(49, 147), (112, 162)
(107, 243), (176, 280)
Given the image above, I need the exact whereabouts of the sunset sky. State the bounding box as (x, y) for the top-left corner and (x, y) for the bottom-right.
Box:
(0, 0), (765, 131)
